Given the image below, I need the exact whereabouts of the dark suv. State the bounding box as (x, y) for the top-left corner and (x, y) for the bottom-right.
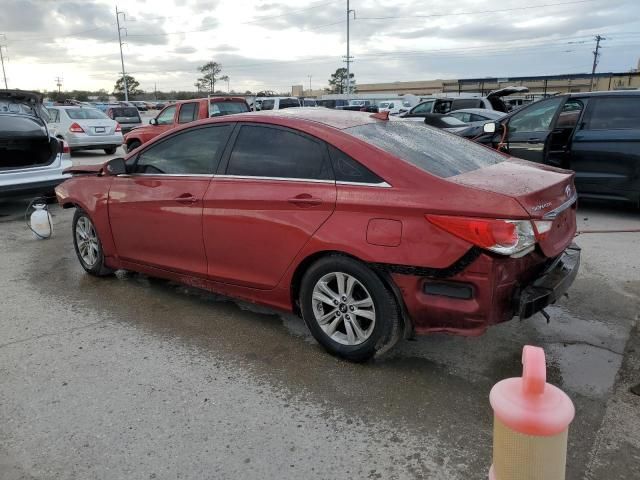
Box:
(477, 91), (640, 205)
(106, 106), (142, 134)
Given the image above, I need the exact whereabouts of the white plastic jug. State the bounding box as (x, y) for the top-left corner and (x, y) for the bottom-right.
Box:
(30, 204), (52, 239)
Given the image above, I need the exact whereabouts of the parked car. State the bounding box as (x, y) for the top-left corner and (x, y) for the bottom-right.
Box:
(130, 101), (148, 112)
(0, 90), (72, 196)
(256, 97), (301, 111)
(448, 108), (506, 125)
(302, 98), (318, 107)
(106, 106), (143, 134)
(46, 106), (123, 155)
(476, 91), (640, 205)
(56, 108), (580, 361)
(123, 97), (250, 151)
(154, 102), (166, 109)
(377, 99), (411, 115)
(403, 87), (529, 119)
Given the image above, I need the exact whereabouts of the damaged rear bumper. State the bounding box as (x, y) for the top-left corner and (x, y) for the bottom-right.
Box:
(516, 243), (581, 319)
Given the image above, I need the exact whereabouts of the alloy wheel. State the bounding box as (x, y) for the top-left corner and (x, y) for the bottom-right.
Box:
(75, 216), (99, 267)
(312, 272), (376, 346)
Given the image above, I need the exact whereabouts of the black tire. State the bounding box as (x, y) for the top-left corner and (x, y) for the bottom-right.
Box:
(300, 255), (400, 362)
(126, 140), (141, 153)
(72, 208), (114, 277)
(104, 147), (117, 155)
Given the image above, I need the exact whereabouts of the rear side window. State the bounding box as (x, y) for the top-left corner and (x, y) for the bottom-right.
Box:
(111, 107), (140, 119)
(583, 97), (640, 130)
(226, 125), (332, 180)
(135, 125), (232, 175)
(346, 121), (506, 178)
(261, 100), (274, 110)
(178, 102), (199, 123)
(328, 146), (384, 184)
(48, 109), (60, 122)
(411, 101), (434, 114)
(451, 99), (483, 110)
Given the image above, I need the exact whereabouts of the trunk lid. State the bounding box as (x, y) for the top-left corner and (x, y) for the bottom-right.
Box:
(450, 158), (577, 257)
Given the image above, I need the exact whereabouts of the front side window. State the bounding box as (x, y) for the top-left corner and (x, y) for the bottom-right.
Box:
(346, 121), (506, 178)
(450, 112), (471, 123)
(508, 97), (564, 133)
(135, 125), (232, 175)
(226, 125), (331, 180)
(583, 97), (640, 130)
(554, 99), (584, 129)
(156, 105), (177, 125)
(411, 101), (434, 114)
(261, 100), (275, 111)
(178, 103), (199, 123)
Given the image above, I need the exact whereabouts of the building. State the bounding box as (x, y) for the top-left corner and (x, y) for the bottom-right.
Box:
(355, 71), (640, 96)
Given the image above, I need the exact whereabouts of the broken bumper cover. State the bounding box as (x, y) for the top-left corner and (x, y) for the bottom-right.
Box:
(517, 243), (581, 319)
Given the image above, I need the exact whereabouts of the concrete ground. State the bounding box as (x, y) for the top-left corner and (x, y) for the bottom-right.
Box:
(0, 173), (638, 478)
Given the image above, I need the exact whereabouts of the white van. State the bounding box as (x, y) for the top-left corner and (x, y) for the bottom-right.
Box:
(377, 99), (412, 115)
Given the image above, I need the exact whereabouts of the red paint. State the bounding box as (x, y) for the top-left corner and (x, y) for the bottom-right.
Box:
(56, 109), (578, 337)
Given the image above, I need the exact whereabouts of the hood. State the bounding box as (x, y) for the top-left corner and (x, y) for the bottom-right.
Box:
(487, 86), (529, 99)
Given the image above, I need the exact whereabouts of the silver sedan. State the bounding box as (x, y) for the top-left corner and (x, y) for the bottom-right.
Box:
(47, 106), (123, 154)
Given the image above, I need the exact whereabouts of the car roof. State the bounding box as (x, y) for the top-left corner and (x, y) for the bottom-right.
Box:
(213, 107), (384, 130)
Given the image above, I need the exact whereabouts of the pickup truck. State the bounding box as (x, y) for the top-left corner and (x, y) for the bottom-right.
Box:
(123, 96), (249, 152)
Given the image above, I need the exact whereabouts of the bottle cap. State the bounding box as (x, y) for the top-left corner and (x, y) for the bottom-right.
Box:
(489, 345), (575, 436)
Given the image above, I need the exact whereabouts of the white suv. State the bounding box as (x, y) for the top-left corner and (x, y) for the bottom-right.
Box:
(0, 90), (71, 197)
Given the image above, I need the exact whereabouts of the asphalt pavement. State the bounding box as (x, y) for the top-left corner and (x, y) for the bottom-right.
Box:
(0, 184), (638, 479)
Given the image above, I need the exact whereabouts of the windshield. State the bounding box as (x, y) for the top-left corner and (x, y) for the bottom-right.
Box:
(65, 108), (108, 120)
(210, 101), (249, 116)
(346, 121), (507, 178)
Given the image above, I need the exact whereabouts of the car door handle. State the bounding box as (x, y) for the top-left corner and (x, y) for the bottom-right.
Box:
(287, 194), (322, 207)
(175, 193), (198, 204)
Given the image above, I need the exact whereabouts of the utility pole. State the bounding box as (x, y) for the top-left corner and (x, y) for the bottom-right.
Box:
(55, 76), (63, 93)
(344, 1), (355, 97)
(116, 6), (129, 101)
(0, 35), (7, 89)
(307, 75), (312, 95)
(154, 82), (157, 100)
(590, 34), (605, 92)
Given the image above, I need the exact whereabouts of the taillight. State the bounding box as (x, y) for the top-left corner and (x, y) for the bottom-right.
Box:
(426, 215), (537, 257)
(62, 140), (70, 155)
(115, 123), (122, 132)
(69, 122), (84, 133)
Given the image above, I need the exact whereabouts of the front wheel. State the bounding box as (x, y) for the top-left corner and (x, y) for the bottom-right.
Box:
(126, 140), (141, 153)
(72, 209), (113, 276)
(300, 255), (400, 362)
(104, 147), (117, 155)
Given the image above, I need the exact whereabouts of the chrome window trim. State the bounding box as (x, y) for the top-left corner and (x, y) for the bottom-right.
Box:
(120, 173), (214, 178)
(214, 174), (335, 184)
(336, 180), (391, 188)
(543, 191), (578, 219)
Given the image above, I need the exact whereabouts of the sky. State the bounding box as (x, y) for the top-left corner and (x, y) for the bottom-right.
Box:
(1, 0), (639, 94)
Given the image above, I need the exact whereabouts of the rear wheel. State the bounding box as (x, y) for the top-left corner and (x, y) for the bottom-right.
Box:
(300, 255), (400, 362)
(72, 209), (113, 276)
(126, 140), (141, 153)
(104, 147), (117, 155)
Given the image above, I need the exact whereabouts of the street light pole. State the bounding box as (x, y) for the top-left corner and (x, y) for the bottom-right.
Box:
(116, 6), (129, 102)
(344, 1), (355, 98)
(0, 35), (8, 89)
(308, 74), (312, 95)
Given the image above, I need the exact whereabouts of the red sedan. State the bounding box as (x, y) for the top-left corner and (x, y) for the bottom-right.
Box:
(56, 109), (580, 361)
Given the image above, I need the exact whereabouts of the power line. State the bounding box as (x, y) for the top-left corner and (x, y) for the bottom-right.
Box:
(355, 0), (598, 21)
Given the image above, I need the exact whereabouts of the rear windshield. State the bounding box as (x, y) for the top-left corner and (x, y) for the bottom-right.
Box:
(209, 101), (249, 116)
(111, 107), (140, 118)
(345, 121), (506, 178)
(65, 108), (107, 120)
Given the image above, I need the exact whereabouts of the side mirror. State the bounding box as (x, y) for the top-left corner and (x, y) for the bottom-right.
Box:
(104, 157), (127, 176)
(483, 122), (497, 134)
(149, 118), (158, 125)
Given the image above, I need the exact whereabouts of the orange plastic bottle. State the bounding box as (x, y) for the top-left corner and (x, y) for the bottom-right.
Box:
(489, 345), (575, 480)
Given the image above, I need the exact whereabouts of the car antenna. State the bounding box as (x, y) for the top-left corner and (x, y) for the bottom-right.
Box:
(370, 111), (389, 121)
